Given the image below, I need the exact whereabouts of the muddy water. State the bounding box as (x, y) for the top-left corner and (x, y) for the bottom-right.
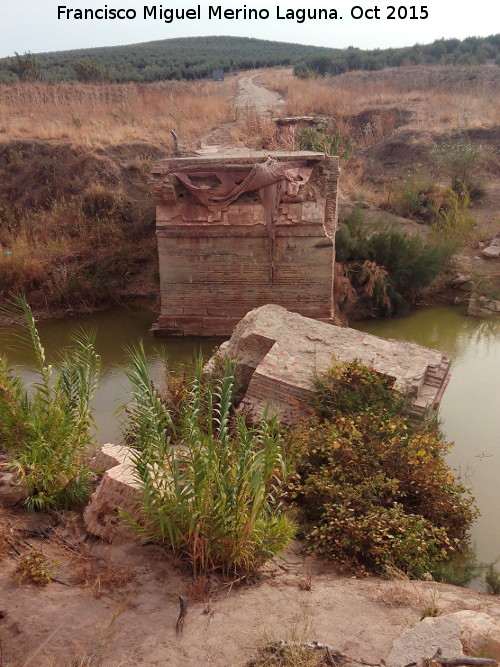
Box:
(1, 305), (499, 564)
(354, 307), (500, 565)
(0, 308), (222, 445)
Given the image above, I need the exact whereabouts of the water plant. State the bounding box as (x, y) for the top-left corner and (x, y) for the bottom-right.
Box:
(0, 297), (100, 510)
(123, 347), (295, 577)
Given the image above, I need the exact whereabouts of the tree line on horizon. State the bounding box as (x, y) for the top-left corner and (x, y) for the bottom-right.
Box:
(0, 34), (498, 85)
(295, 34), (500, 77)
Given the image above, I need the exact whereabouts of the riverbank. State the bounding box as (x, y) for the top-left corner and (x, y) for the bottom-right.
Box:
(1, 303), (500, 666)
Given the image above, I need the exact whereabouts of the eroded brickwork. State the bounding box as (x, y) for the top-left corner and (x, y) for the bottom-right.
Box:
(151, 152), (340, 336)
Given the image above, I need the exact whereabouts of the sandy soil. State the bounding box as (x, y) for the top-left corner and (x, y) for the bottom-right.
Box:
(2, 510), (499, 667)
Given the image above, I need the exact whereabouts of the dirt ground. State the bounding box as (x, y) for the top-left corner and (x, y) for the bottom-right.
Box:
(1, 509), (500, 667)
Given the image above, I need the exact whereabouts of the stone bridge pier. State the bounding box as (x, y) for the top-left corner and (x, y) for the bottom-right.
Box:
(150, 151), (340, 337)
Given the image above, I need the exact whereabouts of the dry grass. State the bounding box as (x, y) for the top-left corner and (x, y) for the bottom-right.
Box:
(0, 79), (236, 148)
(261, 66), (500, 133)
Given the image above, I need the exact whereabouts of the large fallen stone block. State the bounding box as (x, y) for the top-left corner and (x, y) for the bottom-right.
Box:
(210, 305), (451, 423)
(84, 444), (142, 543)
(388, 616), (464, 667)
(388, 611), (500, 666)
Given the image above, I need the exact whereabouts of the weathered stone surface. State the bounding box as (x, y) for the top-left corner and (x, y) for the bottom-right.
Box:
(84, 444), (142, 543)
(151, 151), (340, 336)
(0, 454), (26, 506)
(388, 610), (500, 666)
(482, 246), (500, 259)
(449, 610), (500, 657)
(387, 616), (464, 667)
(468, 295), (500, 317)
(451, 274), (472, 289)
(211, 305), (450, 423)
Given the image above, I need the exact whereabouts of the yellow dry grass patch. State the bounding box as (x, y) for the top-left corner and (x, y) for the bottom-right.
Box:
(261, 67), (500, 133)
(0, 79), (236, 148)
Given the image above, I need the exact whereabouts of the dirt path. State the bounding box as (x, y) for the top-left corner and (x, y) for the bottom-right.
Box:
(198, 72), (285, 154)
(235, 73), (285, 118)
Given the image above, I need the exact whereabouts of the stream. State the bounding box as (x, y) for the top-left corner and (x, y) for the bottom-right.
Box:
(0, 305), (498, 566)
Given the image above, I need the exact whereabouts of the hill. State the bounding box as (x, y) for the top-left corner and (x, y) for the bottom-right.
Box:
(1, 34), (498, 84)
(0, 36), (332, 83)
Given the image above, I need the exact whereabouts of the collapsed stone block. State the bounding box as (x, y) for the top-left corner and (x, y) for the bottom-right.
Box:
(84, 444), (142, 543)
(209, 304), (451, 423)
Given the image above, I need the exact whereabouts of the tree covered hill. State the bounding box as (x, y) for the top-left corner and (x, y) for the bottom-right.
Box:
(295, 34), (500, 76)
(0, 34), (499, 84)
(0, 36), (332, 83)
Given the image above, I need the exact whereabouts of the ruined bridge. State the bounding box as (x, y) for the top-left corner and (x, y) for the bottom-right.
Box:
(150, 149), (450, 419)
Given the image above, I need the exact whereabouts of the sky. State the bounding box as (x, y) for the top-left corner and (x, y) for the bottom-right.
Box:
(0, 0), (498, 58)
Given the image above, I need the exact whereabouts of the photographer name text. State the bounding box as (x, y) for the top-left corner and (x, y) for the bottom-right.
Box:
(57, 5), (430, 23)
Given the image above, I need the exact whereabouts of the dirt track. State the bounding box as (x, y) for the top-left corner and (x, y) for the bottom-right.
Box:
(199, 72), (285, 153)
(235, 73), (285, 117)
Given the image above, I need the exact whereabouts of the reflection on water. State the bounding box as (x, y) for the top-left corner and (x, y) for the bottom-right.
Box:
(354, 306), (500, 565)
(0, 308), (223, 445)
(1, 305), (499, 564)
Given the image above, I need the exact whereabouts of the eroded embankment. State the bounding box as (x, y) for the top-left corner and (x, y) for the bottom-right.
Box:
(0, 141), (167, 318)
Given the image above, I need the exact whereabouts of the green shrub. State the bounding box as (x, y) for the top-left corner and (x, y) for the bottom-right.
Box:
(485, 565), (500, 595)
(123, 348), (295, 577)
(366, 230), (452, 302)
(385, 174), (460, 224)
(298, 127), (352, 158)
(431, 548), (485, 588)
(12, 549), (54, 585)
(311, 359), (407, 421)
(430, 135), (484, 200)
(285, 361), (477, 577)
(335, 206), (368, 263)
(431, 187), (476, 244)
(0, 298), (100, 510)
(335, 207), (452, 314)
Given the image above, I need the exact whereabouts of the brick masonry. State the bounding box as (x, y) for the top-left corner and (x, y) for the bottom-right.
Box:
(210, 305), (451, 423)
(151, 151), (340, 336)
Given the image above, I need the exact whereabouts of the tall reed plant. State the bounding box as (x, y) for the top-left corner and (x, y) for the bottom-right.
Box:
(124, 348), (295, 577)
(0, 297), (100, 510)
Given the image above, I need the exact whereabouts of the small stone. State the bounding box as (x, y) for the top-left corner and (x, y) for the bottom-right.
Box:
(482, 246), (500, 259)
(451, 274), (472, 288)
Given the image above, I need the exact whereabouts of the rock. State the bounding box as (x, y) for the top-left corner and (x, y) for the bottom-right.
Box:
(482, 246), (500, 259)
(388, 616), (464, 667)
(0, 456), (26, 506)
(388, 611), (500, 666)
(83, 444), (142, 543)
(451, 274), (472, 289)
(448, 610), (500, 657)
(208, 305), (451, 424)
(490, 237), (500, 247)
(468, 296), (500, 317)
